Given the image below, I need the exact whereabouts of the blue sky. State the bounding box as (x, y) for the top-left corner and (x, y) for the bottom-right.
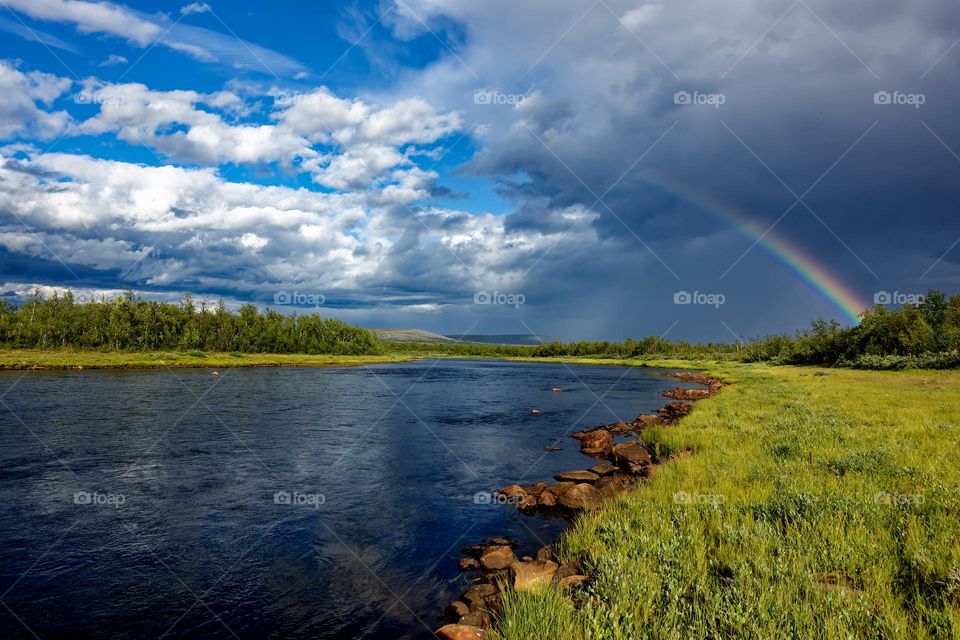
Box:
(0, 0), (958, 341)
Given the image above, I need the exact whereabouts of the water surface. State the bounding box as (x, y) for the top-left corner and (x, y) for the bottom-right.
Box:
(0, 359), (695, 639)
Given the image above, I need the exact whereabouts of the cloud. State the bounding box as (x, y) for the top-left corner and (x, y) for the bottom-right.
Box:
(3, 0), (160, 46)
(97, 54), (128, 66)
(71, 78), (461, 198)
(0, 62), (73, 140)
(180, 2), (212, 15)
(0, 16), (81, 54)
(0, 150), (602, 313)
(3, 0), (307, 76)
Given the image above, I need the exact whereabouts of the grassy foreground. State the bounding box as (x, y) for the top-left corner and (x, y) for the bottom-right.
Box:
(496, 362), (960, 639)
(0, 348), (409, 369)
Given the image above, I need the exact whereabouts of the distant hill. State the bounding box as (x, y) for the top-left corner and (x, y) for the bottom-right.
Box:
(372, 329), (460, 344)
(373, 329), (552, 346)
(444, 334), (554, 346)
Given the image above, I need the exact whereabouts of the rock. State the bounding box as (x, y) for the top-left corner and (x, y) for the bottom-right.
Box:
(611, 442), (652, 475)
(523, 482), (548, 497)
(552, 387), (562, 392)
(666, 372), (723, 389)
(658, 401), (692, 422)
(558, 483), (603, 511)
(595, 474), (635, 498)
(517, 495), (538, 511)
(458, 558), (480, 571)
(211, 371), (220, 376)
(435, 624), (486, 640)
(589, 463), (617, 476)
(496, 485), (526, 497)
(606, 421), (634, 433)
(557, 574), (590, 590)
(459, 610), (491, 628)
(479, 545), (516, 570)
(530, 409), (541, 414)
(554, 470), (600, 483)
(572, 428), (613, 454)
(544, 446), (562, 452)
(510, 559), (559, 590)
(663, 387), (713, 400)
(633, 413), (663, 427)
(462, 583), (497, 610)
(545, 481), (576, 496)
(461, 544), (486, 558)
(538, 491), (557, 507)
(445, 600), (470, 620)
(553, 560), (583, 583)
(489, 536), (517, 547)
(536, 545), (554, 562)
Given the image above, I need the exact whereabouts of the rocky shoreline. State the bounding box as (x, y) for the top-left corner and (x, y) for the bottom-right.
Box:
(435, 370), (724, 640)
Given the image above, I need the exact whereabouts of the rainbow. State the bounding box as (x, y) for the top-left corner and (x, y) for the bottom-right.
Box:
(638, 174), (870, 324)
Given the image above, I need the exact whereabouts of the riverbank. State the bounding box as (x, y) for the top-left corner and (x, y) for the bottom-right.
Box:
(0, 348), (411, 369)
(0, 347), (717, 371)
(493, 362), (960, 639)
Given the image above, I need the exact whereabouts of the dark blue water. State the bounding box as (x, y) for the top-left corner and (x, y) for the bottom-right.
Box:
(0, 359), (693, 639)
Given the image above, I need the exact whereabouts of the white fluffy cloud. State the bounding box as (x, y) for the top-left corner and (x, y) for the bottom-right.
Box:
(0, 150), (600, 304)
(0, 62), (72, 140)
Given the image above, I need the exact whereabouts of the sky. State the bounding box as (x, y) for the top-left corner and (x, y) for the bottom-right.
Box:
(0, 0), (958, 342)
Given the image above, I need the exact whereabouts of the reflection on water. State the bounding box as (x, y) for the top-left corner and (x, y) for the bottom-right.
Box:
(0, 359), (693, 639)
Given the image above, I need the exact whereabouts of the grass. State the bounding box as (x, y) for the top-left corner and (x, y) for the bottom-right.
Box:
(494, 362), (960, 639)
(0, 348), (722, 370)
(0, 348), (409, 369)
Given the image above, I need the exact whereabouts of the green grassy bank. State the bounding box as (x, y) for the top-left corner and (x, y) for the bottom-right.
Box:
(0, 348), (410, 369)
(496, 362), (960, 639)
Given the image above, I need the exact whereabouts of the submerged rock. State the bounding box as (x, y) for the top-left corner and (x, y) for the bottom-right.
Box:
(458, 558), (480, 571)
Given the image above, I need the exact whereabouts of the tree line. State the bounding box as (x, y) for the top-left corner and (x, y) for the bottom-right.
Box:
(0, 291), (383, 355)
(2, 289), (958, 368)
